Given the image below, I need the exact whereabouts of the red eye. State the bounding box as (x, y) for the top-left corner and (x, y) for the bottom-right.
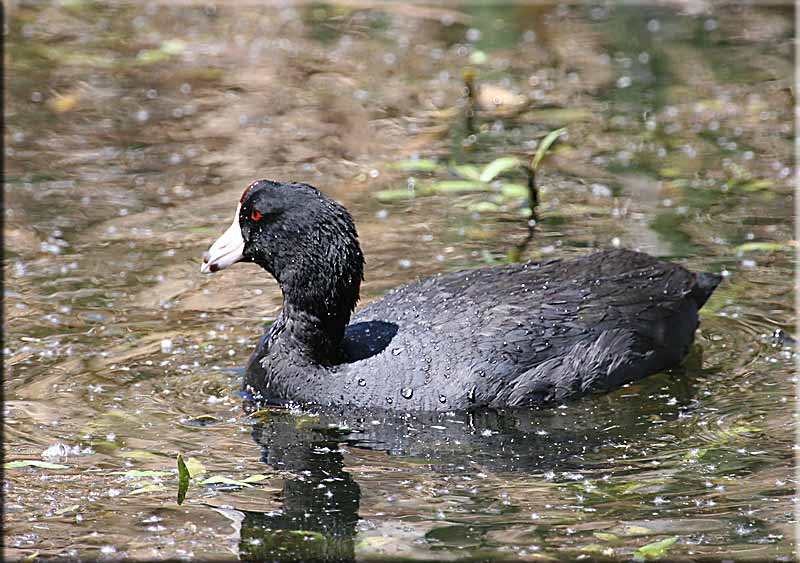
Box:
(251, 210), (262, 221)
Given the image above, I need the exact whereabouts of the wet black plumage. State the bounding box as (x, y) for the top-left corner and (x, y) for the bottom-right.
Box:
(228, 180), (720, 411)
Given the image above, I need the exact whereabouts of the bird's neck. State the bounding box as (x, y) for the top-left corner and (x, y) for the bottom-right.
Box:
(270, 302), (349, 364)
(259, 212), (364, 364)
(270, 266), (361, 364)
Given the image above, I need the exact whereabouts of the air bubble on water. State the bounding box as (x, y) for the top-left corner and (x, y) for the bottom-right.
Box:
(391, 348), (404, 356)
(357, 378), (367, 387)
(401, 388), (413, 399)
(160, 339), (173, 353)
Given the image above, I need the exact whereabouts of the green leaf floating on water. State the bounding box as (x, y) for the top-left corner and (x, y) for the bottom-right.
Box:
(741, 179), (774, 192)
(5, 460), (69, 470)
(374, 189), (416, 202)
(131, 483), (168, 495)
(624, 525), (654, 536)
(736, 241), (791, 253)
(184, 456), (206, 478)
(634, 536), (678, 560)
(388, 159), (440, 172)
(480, 156), (521, 182)
(177, 454), (190, 505)
(501, 183), (529, 199)
(531, 127), (567, 171)
(242, 474), (269, 483)
(452, 164), (482, 181)
(430, 180), (492, 194)
(593, 532), (621, 542)
(198, 475), (254, 488)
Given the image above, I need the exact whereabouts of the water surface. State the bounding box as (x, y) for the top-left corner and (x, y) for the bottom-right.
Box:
(4, 2), (795, 561)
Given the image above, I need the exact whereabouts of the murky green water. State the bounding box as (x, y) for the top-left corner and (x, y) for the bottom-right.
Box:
(4, 2), (795, 561)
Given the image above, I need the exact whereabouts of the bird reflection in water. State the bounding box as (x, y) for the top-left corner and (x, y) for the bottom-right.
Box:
(234, 368), (698, 562)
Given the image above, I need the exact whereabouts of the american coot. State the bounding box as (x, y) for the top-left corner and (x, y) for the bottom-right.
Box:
(201, 180), (720, 411)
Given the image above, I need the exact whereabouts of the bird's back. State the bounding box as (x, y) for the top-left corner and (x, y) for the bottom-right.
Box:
(340, 249), (718, 410)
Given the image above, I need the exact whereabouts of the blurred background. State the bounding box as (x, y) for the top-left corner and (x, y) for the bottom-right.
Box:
(4, 2), (795, 561)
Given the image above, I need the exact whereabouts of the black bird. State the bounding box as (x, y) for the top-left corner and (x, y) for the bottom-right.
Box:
(201, 180), (720, 411)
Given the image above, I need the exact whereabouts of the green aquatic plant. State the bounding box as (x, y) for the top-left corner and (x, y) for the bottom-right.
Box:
(177, 454), (191, 504)
(634, 536), (678, 560)
(175, 453), (271, 504)
(377, 126), (567, 208)
(525, 127), (567, 212)
(5, 460), (70, 470)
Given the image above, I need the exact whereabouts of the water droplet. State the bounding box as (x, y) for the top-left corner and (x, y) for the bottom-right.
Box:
(385, 397), (394, 405)
(391, 348), (404, 356)
(439, 394), (447, 404)
(357, 378), (367, 387)
(401, 388), (413, 399)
